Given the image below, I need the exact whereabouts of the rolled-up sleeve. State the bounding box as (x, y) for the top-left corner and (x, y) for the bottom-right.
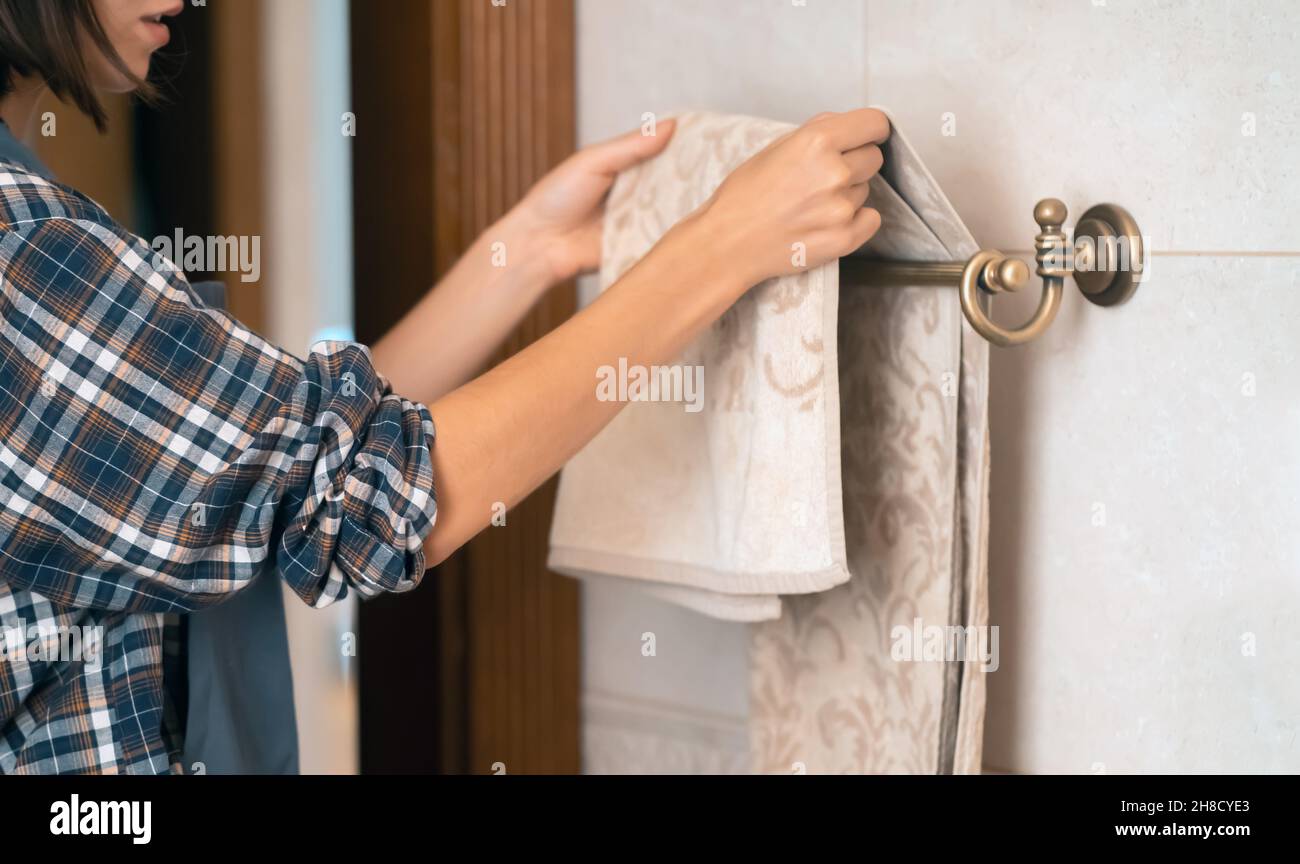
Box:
(0, 215), (437, 613)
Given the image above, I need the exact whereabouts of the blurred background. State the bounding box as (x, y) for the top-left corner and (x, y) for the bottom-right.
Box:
(45, 0), (1299, 774)
(46, 0), (581, 776)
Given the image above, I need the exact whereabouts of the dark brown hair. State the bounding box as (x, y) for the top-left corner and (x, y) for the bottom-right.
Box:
(0, 0), (152, 130)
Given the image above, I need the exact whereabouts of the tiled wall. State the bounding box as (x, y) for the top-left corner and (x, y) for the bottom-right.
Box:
(867, 0), (1300, 773)
(576, 0), (1299, 773)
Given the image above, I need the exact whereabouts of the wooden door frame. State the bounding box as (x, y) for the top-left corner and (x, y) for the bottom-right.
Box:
(354, 0), (580, 775)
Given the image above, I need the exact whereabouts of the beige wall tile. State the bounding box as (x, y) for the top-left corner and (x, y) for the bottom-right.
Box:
(984, 254), (1300, 772)
(866, 0), (1300, 253)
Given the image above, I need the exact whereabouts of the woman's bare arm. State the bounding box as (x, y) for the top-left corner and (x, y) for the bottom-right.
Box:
(423, 109), (889, 565)
(425, 211), (735, 564)
(368, 210), (554, 403)
(372, 122), (679, 402)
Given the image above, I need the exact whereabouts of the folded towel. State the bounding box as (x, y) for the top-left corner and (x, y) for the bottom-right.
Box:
(549, 110), (991, 773)
(549, 113), (850, 616)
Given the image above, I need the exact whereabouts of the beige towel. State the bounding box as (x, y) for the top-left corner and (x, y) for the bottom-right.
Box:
(748, 114), (992, 774)
(550, 113), (850, 616)
(548, 111), (990, 772)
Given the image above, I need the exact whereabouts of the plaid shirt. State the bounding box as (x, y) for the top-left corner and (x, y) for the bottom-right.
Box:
(0, 162), (438, 774)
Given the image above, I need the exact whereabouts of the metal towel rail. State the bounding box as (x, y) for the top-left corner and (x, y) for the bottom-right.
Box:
(842, 199), (1145, 347)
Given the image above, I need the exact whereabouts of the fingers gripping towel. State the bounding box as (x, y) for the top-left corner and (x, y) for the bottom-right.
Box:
(548, 112), (991, 773)
(549, 112), (850, 613)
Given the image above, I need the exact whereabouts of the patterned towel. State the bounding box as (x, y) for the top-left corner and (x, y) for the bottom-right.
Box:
(549, 111), (990, 773)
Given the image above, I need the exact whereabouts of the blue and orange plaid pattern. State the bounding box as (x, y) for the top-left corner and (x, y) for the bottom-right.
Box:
(0, 163), (438, 773)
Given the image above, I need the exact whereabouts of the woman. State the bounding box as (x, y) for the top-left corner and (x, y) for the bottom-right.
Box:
(0, 0), (886, 774)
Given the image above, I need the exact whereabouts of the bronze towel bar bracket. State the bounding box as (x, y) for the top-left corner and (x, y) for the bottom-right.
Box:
(843, 198), (1145, 347)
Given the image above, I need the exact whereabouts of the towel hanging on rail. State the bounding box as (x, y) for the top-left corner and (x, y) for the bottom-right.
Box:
(547, 110), (990, 773)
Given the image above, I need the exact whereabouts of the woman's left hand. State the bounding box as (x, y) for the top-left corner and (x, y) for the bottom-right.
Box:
(515, 118), (677, 284)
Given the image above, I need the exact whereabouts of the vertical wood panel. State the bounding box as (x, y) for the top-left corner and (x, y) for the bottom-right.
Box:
(358, 0), (578, 775)
(439, 0), (579, 776)
(353, 0), (442, 775)
(212, 0), (267, 333)
(430, 0), (471, 778)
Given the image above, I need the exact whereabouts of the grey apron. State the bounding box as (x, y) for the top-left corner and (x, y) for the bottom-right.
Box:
(181, 282), (300, 776)
(0, 121), (299, 774)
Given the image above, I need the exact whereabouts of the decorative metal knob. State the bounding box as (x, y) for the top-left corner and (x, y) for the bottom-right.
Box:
(982, 257), (1030, 294)
(847, 196), (1144, 348)
(955, 198), (1144, 346)
(959, 249), (1063, 348)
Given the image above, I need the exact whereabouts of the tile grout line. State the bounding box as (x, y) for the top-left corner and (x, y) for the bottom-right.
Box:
(997, 249), (1300, 258)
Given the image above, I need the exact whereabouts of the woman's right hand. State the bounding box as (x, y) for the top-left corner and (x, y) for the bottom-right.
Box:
(423, 109), (892, 566)
(695, 108), (889, 288)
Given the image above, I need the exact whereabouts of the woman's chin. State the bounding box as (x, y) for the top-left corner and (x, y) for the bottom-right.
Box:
(94, 66), (149, 95)
(124, 53), (154, 85)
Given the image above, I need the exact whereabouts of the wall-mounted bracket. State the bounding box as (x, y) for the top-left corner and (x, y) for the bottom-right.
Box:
(846, 198), (1146, 347)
